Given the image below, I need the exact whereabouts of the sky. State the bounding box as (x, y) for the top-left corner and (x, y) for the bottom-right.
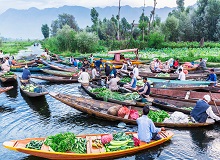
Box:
(0, 0), (197, 14)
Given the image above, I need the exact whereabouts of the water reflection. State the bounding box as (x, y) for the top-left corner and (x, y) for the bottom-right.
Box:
(0, 105), (15, 113)
(0, 81), (18, 98)
(189, 127), (214, 151)
(20, 92), (51, 119)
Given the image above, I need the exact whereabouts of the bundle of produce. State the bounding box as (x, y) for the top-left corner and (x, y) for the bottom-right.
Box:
(26, 140), (43, 150)
(1, 72), (14, 78)
(148, 110), (170, 122)
(155, 73), (170, 77)
(44, 132), (87, 153)
(103, 132), (140, 152)
(21, 84), (42, 93)
(137, 80), (145, 86)
(120, 77), (131, 83)
(89, 87), (107, 93)
(128, 109), (139, 120)
(118, 106), (130, 118)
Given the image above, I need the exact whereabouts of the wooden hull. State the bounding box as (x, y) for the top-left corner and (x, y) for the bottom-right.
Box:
(3, 131), (173, 160)
(41, 60), (76, 72)
(0, 86), (13, 94)
(81, 85), (141, 107)
(150, 88), (220, 106)
(14, 60), (36, 66)
(41, 69), (78, 77)
(19, 79), (48, 97)
(0, 74), (17, 83)
(10, 66), (48, 72)
(49, 92), (214, 128)
(31, 75), (78, 83)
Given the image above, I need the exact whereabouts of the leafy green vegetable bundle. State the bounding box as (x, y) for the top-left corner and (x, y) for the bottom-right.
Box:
(2, 72), (14, 77)
(148, 110), (170, 122)
(44, 132), (87, 153)
(120, 77), (131, 83)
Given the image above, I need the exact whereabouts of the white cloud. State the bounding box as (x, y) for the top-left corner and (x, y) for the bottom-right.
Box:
(0, 0), (197, 14)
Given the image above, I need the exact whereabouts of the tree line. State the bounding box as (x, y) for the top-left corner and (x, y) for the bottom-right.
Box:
(41, 0), (220, 54)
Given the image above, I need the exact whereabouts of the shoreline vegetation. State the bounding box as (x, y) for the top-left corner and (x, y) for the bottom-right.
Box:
(1, 41), (220, 67)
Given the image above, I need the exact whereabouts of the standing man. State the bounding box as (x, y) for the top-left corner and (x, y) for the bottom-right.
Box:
(105, 63), (111, 77)
(206, 69), (217, 86)
(92, 67), (100, 79)
(133, 65), (139, 78)
(178, 68), (186, 81)
(191, 95), (220, 123)
(95, 58), (104, 71)
(137, 106), (165, 143)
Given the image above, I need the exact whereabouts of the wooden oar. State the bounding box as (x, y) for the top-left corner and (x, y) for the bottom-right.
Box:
(209, 91), (220, 115)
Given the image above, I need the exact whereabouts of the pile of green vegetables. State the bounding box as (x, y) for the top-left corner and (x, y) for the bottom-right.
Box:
(26, 140), (44, 150)
(156, 73), (170, 77)
(183, 107), (193, 111)
(105, 132), (134, 152)
(44, 132), (87, 153)
(1, 72), (14, 78)
(21, 84), (38, 92)
(120, 77), (131, 83)
(90, 88), (139, 101)
(148, 110), (170, 122)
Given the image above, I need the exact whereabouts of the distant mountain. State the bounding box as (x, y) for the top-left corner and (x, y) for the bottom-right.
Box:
(0, 5), (174, 39)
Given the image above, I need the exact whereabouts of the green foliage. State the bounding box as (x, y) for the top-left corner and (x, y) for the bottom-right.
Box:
(147, 32), (165, 49)
(41, 24), (49, 39)
(75, 31), (99, 53)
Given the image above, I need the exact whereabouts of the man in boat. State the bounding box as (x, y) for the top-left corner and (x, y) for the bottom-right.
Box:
(133, 65), (139, 78)
(178, 68), (186, 81)
(162, 61), (170, 73)
(82, 58), (90, 69)
(92, 67), (100, 79)
(104, 63), (111, 77)
(110, 65), (117, 78)
(191, 95), (220, 123)
(123, 72), (137, 90)
(138, 77), (151, 99)
(173, 58), (179, 69)
(197, 58), (206, 70)
(78, 68), (90, 85)
(120, 61), (128, 72)
(106, 74), (120, 91)
(137, 106), (165, 143)
(154, 59), (161, 72)
(206, 69), (217, 86)
(95, 58), (104, 71)
(22, 65), (31, 80)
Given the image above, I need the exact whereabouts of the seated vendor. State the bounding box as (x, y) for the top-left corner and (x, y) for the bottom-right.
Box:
(138, 77), (151, 98)
(123, 72), (137, 90)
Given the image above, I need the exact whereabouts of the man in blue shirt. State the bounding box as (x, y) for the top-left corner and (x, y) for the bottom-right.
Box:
(22, 65), (31, 80)
(95, 58), (104, 71)
(137, 106), (165, 143)
(206, 69), (217, 86)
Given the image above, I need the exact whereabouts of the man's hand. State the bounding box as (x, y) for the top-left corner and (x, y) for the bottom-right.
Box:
(161, 127), (165, 131)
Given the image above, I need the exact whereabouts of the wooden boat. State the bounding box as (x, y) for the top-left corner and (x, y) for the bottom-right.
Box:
(41, 60), (76, 72)
(41, 69), (78, 77)
(10, 66), (49, 72)
(31, 75), (78, 83)
(49, 92), (214, 127)
(152, 98), (220, 116)
(19, 78), (48, 97)
(0, 73), (17, 83)
(81, 84), (142, 107)
(150, 88), (220, 106)
(13, 60), (36, 66)
(3, 131), (173, 160)
(0, 86), (14, 94)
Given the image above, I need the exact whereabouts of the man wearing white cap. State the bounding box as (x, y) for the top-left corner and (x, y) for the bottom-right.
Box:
(191, 95), (220, 123)
(106, 74), (119, 91)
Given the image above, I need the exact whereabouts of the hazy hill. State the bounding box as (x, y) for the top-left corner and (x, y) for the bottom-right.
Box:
(0, 5), (174, 39)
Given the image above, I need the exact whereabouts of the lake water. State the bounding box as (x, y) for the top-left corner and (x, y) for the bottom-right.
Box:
(0, 45), (220, 160)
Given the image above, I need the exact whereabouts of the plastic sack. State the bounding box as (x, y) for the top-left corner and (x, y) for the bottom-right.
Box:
(118, 106), (130, 118)
(101, 134), (113, 144)
(129, 109), (139, 120)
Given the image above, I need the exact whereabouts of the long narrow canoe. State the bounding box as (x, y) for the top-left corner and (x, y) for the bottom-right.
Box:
(31, 75), (78, 83)
(49, 92), (214, 127)
(41, 69), (78, 77)
(19, 79), (48, 97)
(41, 60), (76, 72)
(0, 86), (13, 94)
(3, 131), (173, 160)
(0, 73), (17, 83)
(81, 85), (142, 107)
(10, 66), (49, 72)
(150, 88), (220, 106)
(13, 60), (36, 66)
